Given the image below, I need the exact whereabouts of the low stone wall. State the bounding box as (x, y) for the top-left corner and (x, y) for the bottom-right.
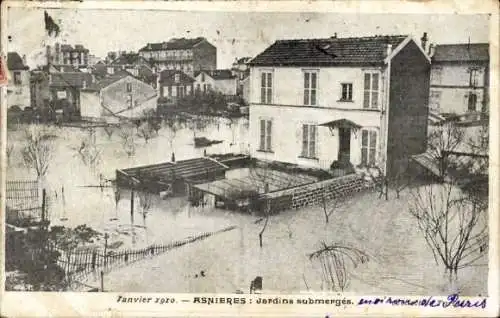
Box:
(262, 173), (371, 213)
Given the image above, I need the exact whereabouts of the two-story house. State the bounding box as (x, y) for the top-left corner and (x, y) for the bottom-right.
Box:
(48, 71), (95, 120)
(138, 37), (216, 76)
(248, 34), (431, 177)
(428, 43), (489, 118)
(157, 70), (194, 106)
(193, 69), (237, 96)
(6, 52), (30, 109)
(80, 73), (158, 123)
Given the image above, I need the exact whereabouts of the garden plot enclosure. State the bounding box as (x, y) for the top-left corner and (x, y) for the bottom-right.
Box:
(189, 167), (318, 212)
(116, 157), (229, 195)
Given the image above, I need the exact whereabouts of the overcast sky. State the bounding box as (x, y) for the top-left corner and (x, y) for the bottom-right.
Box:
(5, 7), (490, 69)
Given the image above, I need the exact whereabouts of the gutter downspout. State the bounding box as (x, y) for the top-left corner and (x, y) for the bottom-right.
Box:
(383, 55), (391, 176)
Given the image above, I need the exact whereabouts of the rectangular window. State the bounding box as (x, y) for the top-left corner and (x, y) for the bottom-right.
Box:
(301, 124), (317, 158)
(174, 74), (180, 83)
(196, 84), (201, 91)
(303, 71), (318, 105)
(201, 73), (205, 82)
(341, 83), (353, 101)
(429, 90), (442, 111)
(172, 86), (177, 97)
(468, 93), (477, 112)
(361, 130), (377, 166)
(168, 86), (172, 97)
(13, 71), (22, 85)
(127, 95), (133, 108)
(431, 67), (442, 84)
(469, 69), (479, 87)
(259, 119), (272, 151)
(126, 83), (132, 93)
(260, 71), (273, 104)
(363, 72), (379, 109)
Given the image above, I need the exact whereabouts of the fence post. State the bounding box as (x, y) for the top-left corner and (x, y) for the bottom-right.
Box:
(104, 233), (109, 268)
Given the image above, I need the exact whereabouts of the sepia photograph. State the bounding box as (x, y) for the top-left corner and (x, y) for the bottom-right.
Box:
(0, 0), (498, 317)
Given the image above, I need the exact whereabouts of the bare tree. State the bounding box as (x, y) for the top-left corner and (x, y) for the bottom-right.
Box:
(408, 182), (488, 291)
(319, 187), (346, 224)
(136, 121), (155, 144)
(164, 115), (183, 152)
(102, 125), (115, 140)
(428, 122), (465, 177)
(118, 126), (136, 157)
(21, 125), (56, 181)
(6, 139), (14, 166)
(309, 243), (369, 292)
(138, 191), (154, 244)
(74, 127), (102, 170)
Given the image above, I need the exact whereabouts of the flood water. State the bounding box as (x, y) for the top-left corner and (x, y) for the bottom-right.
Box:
(6, 115), (251, 249)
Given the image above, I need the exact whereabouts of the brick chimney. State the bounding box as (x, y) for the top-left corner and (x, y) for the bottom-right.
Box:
(420, 32), (428, 51)
(22, 54), (27, 66)
(428, 43), (435, 57)
(386, 44), (393, 57)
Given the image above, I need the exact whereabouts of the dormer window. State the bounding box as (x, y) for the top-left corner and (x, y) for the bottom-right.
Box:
(201, 73), (205, 82)
(82, 80), (87, 89)
(108, 67), (114, 74)
(174, 74), (180, 83)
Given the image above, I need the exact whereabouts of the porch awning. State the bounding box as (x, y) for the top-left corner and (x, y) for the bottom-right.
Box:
(318, 119), (362, 130)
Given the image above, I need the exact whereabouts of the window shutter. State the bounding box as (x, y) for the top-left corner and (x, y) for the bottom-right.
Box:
(260, 120), (266, 150)
(302, 125), (308, 156)
(266, 120), (272, 151)
(363, 73), (371, 108)
(309, 125), (316, 158)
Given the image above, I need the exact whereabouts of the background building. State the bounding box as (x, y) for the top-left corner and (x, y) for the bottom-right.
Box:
(138, 37), (216, 76)
(46, 43), (90, 68)
(6, 52), (30, 109)
(428, 43), (489, 119)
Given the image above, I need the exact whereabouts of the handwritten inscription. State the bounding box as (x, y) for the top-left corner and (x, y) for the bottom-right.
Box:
(358, 294), (487, 309)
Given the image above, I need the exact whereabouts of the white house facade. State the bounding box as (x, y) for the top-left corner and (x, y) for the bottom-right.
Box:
(428, 43), (489, 117)
(248, 35), (431, 176)
(194, 70), (237, 96)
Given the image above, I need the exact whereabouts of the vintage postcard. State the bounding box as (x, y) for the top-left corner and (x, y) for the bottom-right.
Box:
(0, 0), (498, 317)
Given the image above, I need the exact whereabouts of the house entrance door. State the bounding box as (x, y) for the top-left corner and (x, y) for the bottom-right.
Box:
(338, 127), (351, 163)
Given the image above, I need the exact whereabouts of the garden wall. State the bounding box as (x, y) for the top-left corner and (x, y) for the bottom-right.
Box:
(262, 173), (371, 214)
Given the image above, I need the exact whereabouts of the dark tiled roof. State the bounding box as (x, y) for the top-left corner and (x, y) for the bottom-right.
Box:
(249, 35), (409, 66)
(432, 43), (489, 62)
(159, 70), (195, 84)
(7, 52), (29, 70)
(60, 44), (89, 52)
(83, 71), (131, 91)
(111, 53), (149, 65)
(139, 37), (207, 51)
(50, 72), (94, 89)
(195, 69), (236, 80)
(235, 57), (252, 64)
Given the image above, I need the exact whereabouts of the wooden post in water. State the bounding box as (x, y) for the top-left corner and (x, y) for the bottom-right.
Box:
(41, 189), (46, 222)
(100, 270), (104, 292)
(130, 189), (135, 226)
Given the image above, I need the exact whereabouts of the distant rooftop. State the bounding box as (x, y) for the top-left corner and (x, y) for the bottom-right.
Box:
(432, 43), (489, 63)
(139, 37), (208, 51)
(249, 35), (410, 67)
(195, 69), (236, 80)
(7, 52), (29, 71)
